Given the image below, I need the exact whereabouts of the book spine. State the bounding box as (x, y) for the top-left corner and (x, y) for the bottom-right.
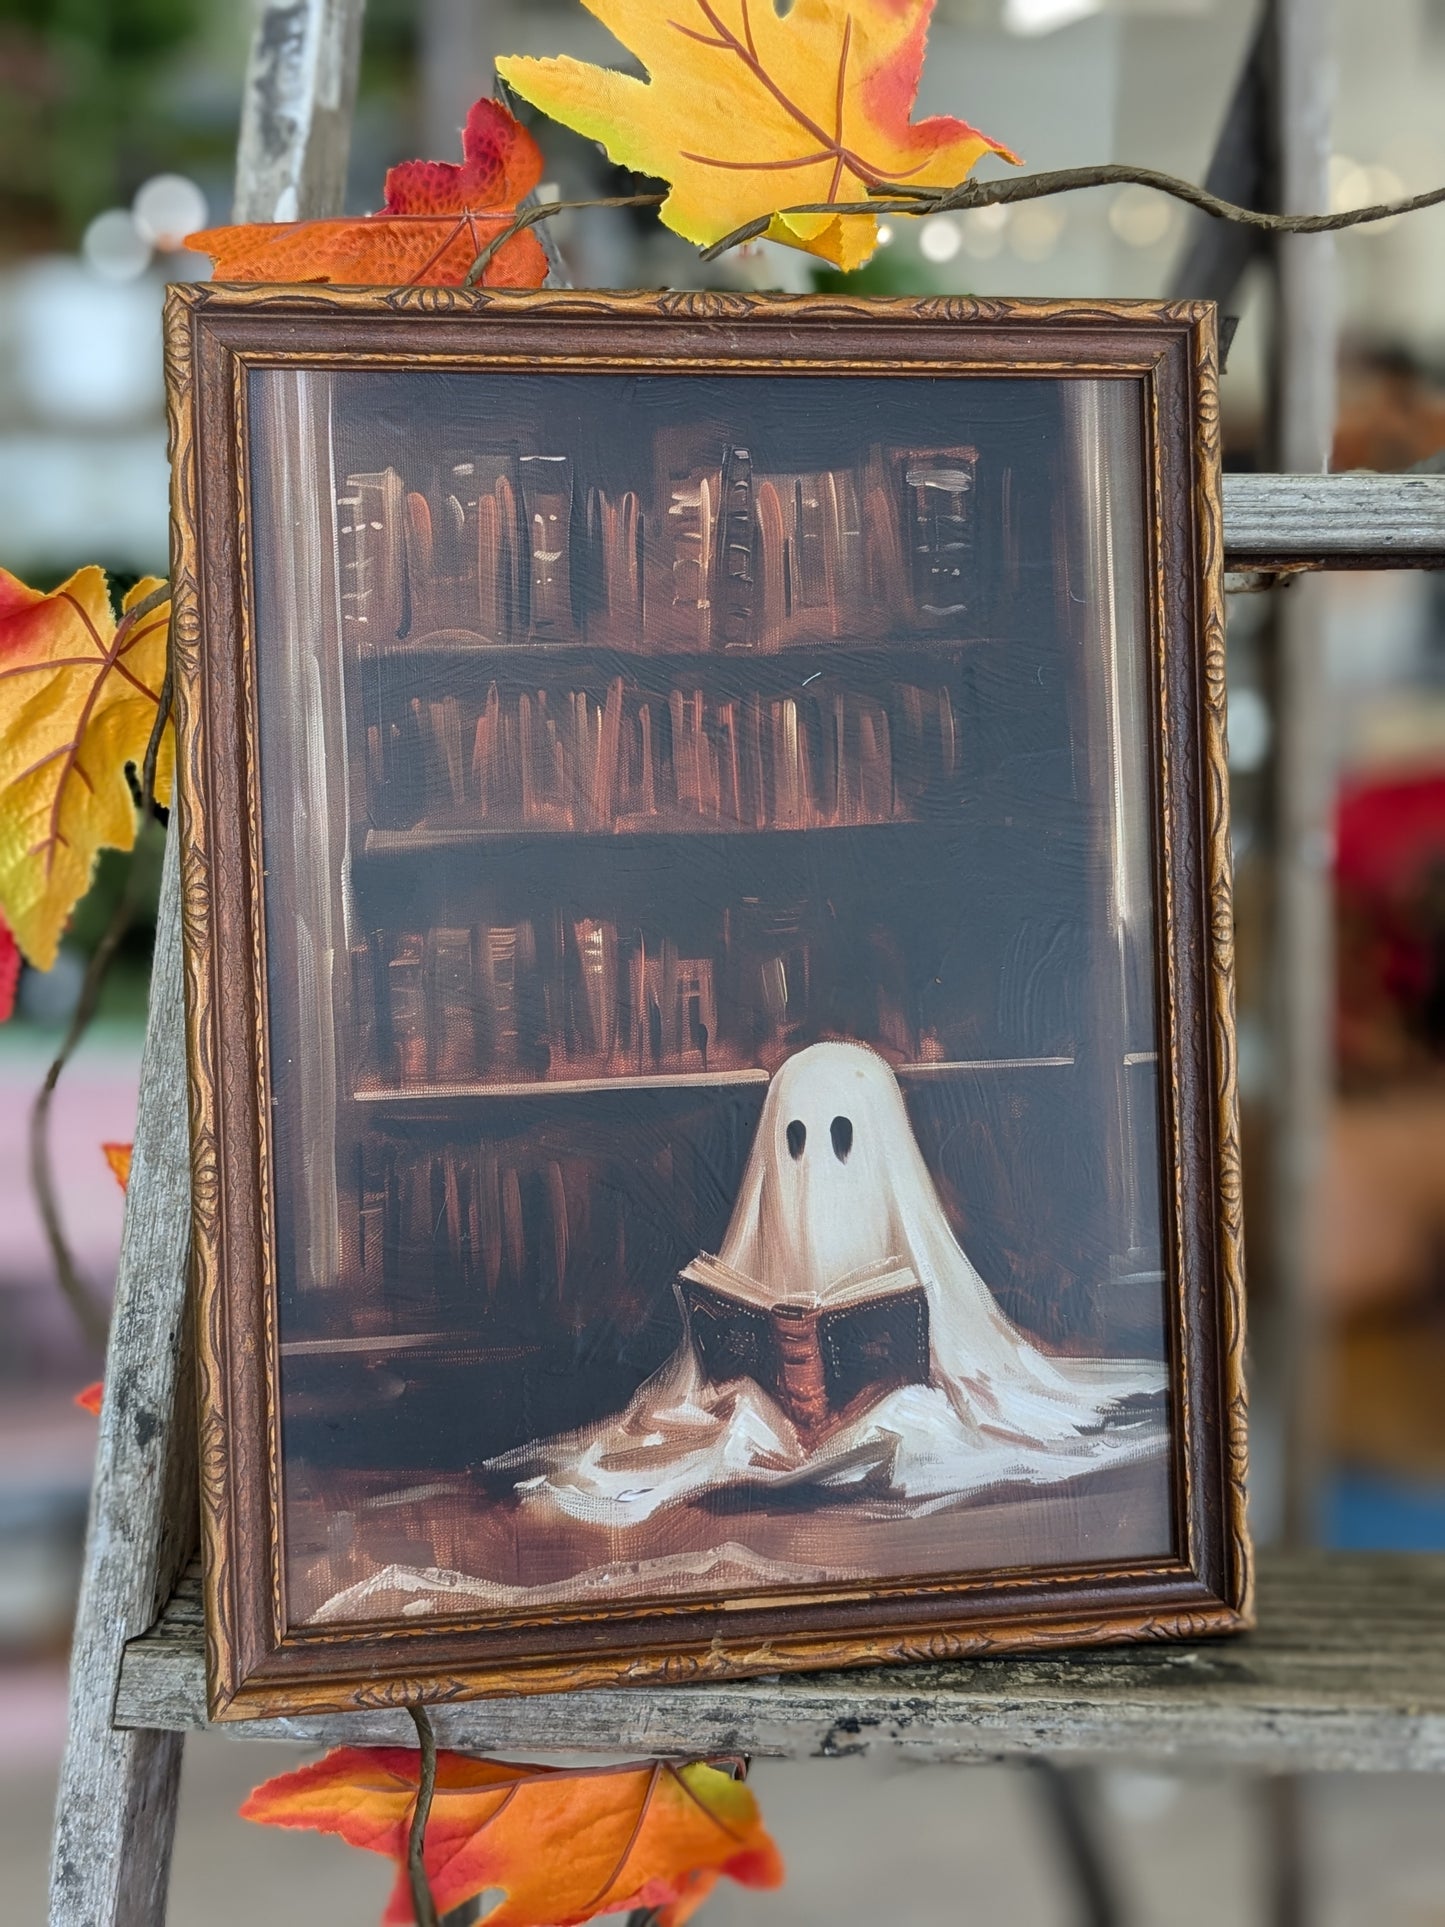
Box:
(478, 924), (520, 1070)
(715, 446), (756, 648)
(793, 474), (828, 614)
(902, 450), (977, 622)
(350, 940), (377, 1078)
(772, 1308), (830, 1436)
(573, 917), (617, 1065)
(477, 489), (504, 639)
(495, 471), (527, 638)
(668, 469), (717, 649)
(754, 478), (788, 654)
(519, 454), (573, 637)
(388, 934), (428, 1085)
(429, 928), (476, 1082)
(591, 677), (624, 828)
(635, 702), (657, 819)
(337, 469), (404, 647)
(403, 490), (434, 637)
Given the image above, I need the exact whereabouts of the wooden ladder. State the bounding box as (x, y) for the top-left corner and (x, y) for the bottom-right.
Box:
(45, 3), (1445, 1921)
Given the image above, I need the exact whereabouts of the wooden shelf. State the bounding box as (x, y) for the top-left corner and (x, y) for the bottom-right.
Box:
(354, 1067), (772, 1101)
(359, 630), (1004, 666)
(279, 1333), (540, 1360)
(352, 1057), (1077, 1105)
(113, 1551), (1445, 1771)
(898, 1054), (1076, 1076)
(359, 816), (980, 857)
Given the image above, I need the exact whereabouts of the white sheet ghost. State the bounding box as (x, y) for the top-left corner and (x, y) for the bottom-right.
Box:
(489, 1042), (1168, 1526)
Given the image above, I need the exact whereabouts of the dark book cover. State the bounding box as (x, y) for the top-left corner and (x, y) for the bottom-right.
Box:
(679, 1253), (930, 1440)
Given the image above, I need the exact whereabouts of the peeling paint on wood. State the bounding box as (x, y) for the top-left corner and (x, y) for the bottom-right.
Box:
(1223, 473), (1445, 567)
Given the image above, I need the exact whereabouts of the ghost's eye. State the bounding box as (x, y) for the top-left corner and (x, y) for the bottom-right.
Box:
(786, 1119), (807, 1159)
(830, 1115), (853, 1162)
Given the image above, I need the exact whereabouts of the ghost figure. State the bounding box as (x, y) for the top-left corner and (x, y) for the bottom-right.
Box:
(490, 1042), (1167, 1526)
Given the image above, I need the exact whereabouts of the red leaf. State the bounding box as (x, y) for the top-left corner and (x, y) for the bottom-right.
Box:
(0, 912), (17, 1021)
(75, 1381), (103, 1416)
(385, 98), (545, 213)
(186, 98), (548, 289)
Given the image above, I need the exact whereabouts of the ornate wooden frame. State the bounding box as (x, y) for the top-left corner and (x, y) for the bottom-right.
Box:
(164, 284), (1247, 1721)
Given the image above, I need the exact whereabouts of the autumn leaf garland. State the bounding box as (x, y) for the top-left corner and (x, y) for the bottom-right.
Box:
(190, 5), (1019, 282)
(498, 0), (1019, 269)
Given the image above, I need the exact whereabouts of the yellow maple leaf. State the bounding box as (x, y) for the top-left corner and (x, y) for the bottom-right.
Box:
(497, 0), (1019, 270)
(0, 567), (172, 971)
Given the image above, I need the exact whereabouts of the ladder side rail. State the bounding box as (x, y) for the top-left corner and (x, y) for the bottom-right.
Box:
(46, 5), (365, 1923)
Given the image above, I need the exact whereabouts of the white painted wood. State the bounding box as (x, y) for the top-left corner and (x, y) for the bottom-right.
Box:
(47, 5), (366, 1923)
(114, 1553), (1445, 1775)
(232, 0), (364, 225)
(48, 834), (194, 1927)
(1221, 473), (1445, 564)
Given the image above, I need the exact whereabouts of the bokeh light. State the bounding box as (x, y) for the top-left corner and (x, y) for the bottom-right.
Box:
(132, 174), (209, 251)
(919, 215), (963, 264)
(81, 209), (151, 283)
(1109, 185), (1176, 250)
(1009, 202), (1066, 261)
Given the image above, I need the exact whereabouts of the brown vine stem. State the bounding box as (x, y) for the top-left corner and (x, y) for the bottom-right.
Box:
(464, 194), (664, 285)
(407, 1703), (442, 1927)
(28, 581), (175, 1353)
(30, 894), (134, 1350)
(698, 162), (1445, 257)
(467, 163), (1444, 283)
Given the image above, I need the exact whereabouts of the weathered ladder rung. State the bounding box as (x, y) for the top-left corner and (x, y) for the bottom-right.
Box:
(1222, 472), (1445, 567)
(114, 1550), (1445, 1775)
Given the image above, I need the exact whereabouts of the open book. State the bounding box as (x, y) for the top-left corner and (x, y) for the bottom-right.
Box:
(678, 1251), (931, 1441)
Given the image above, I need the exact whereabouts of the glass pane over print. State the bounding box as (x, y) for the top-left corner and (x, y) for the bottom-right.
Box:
(246, 367), (1171, 1629)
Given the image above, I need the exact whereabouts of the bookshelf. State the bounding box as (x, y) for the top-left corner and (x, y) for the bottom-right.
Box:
(349, 1055), (1080, 1105)
(253, 367), (1165, 1482)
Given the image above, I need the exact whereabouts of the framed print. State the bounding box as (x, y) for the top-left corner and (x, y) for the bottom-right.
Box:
(165, 287), (1248, 1719)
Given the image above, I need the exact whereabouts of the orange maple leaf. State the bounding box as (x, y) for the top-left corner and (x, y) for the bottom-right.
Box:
(187, 98), (549, 288)
(498, 0), (1019, 270)
(102, 1141), (132, 1190)
(657, 1864), (723, 1925)
(241, 1750), (783, 1927)
(0, 567), (171, 972)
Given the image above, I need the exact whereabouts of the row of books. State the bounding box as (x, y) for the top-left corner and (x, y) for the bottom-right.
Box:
(355, 919), (736, 1086)
(363, 677), (962, 834)
(349, 907), (928, 1089)
(343, 1135), (679, 1315)
(335, 437), (981, 654)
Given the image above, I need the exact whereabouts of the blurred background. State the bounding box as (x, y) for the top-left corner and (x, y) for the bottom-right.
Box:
(3, 0), (1444, 1920)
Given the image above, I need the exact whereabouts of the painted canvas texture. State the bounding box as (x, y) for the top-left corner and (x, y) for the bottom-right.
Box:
(246, 369), (1174, 1627)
